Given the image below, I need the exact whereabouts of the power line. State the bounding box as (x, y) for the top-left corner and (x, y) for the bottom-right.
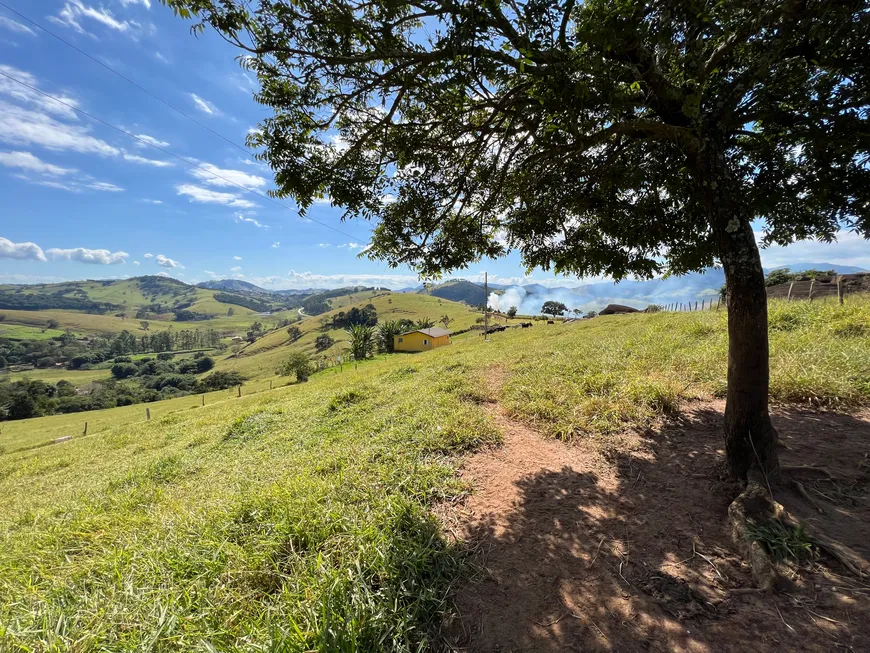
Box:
(0, 69), (370, 243)
(0, 0), (251, 157)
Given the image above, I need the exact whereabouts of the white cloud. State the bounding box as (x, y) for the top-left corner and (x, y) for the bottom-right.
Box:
(0, 16), (36, 36)
(0, 64), (81, 120)
(203, 269), (219, 279)
(120, 0), (152, 8)
(176, 184), (256, 209)
(143, 252), (154, 258)
(50, 1), (133, 34)
(231, 265), (242, 272)
(155, 271), (171, 277)
(123, 153), (172, 167)
(758, 230), (870, 270)
(132, 260), (140, 265)
(337, 242), (363, 250)
(192, 163), (267, 189)
(156, 254), (183, 269)
(0, 100), (119, 156)
(0, 236), (46, 261)
(318, 243), (330, 248)
(134, 133), (168, 148)
(46, 247), (129, 265)
(234, 213), (267, 228)
(271, 241), (280, 248)
(233, 255), (242, 261)
(86, 181), (124, 192)
(190, 93), (219, 115)
(13, 172), (123, 193)
(0, 151), (76, 176)
(381, 193), (397, 204)
(141, 198), (163, 204)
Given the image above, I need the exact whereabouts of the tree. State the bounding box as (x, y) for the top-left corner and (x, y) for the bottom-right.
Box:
(439, 314), (451, 329)
(542, 301), (568, 319)
(139, 321), (149, 331)
(250, 321), (264, 335)
(111, 363), (138, 380)
(227, 307), (235, 316)
(506, 306), (518, 319)
(277, 351), (311, 382)
(584, 311), (598, 319)
(415, 317), (435, 329)
(287, 325), (302, 342)
(195, 356), (215, 373)
(376, 320), (403, 354)
(47, 319), (59, 330)
(764, 268), (794, 287)
(345, 324), (375, 360)
(314, 333), (335, 352)
(163, 1), (870, 482)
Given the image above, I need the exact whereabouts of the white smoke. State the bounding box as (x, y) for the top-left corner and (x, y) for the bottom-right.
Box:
(488, 285), (647, 316)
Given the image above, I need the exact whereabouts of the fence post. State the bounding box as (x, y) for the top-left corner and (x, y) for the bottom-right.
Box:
(201, 394), (205, 406)
(83, 421), (88, 436)
(146, 407), (151, 421)
(809, 279), (816, 302)
(716, 297), (721, 311)
(837, 275), (844, 305)
(786, 281), (794, 302)
(238, 385), (242, 398)
(694, 301), (698, 311)
(269, 380), (273, 390)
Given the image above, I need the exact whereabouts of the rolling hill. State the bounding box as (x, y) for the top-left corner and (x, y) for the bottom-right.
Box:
(419, 279), (488, 305)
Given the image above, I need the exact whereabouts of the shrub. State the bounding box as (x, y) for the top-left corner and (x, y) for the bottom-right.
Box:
(196, 356), (215, 373)
(315, 334), (335, 352)
(157, 352), (175, 361)
(113, 356), (132, 363)
(111, 363), (138, 379)
(197, 371), (244, 391)
(278, 351), (312, 382)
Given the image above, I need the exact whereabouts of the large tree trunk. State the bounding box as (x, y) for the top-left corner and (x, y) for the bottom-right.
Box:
(696, 149), (779, 481)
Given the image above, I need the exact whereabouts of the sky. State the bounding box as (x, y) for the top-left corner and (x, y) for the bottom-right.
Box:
(0, 0), (868, 291)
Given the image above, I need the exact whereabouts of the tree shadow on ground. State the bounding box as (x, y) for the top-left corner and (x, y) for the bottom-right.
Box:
(446, 403), (870, 652)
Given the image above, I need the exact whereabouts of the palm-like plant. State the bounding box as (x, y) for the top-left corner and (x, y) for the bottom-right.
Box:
(377, 320), (403, 354)
(415, 317), (435, 329)
(345, 324), (375, 360)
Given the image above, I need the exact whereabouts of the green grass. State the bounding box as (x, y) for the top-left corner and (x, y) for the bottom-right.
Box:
(0, 355), (497, 651)
(1, 294), (869, 650)
(0, 324), (67, 340)
(2, 366), (112, 387)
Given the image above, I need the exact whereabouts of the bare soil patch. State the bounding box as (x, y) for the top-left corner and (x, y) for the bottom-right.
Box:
(443, 397), (870, 652)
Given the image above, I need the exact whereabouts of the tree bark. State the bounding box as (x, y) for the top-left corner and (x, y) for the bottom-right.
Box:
(695, 148), (779, 481)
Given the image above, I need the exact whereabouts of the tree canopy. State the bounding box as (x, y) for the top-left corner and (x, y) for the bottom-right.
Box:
(162, 0), (869, 280)
(162, 0), (870, 480)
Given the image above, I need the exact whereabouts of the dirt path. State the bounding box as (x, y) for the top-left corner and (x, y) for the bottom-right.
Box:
(443, 397), (870, 652)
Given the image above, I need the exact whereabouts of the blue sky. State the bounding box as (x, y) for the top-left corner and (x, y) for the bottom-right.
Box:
(0, 1), (868, 291)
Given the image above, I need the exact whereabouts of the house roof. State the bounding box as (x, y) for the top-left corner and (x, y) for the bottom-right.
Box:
(400, 327), (452, 338)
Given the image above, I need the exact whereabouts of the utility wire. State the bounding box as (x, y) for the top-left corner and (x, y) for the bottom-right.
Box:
(0, 69), (369, 243)
(0, 0), (252, 157)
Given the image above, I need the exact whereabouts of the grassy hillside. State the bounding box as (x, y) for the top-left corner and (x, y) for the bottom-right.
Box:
(217, 291), (482, 379)
(421, 279), (488, 305)
(2, 296), (869, 650)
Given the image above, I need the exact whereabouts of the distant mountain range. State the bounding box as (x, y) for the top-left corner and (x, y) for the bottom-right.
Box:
(768, 262), (867, 275)
(196, 279), (274, 294)
(426, 263), (867, 315)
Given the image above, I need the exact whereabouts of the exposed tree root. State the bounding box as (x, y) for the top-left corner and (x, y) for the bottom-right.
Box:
(728, 468), (782, 591)
(792, 480), (824, 514)
(729, 467), (870, 589)
(781, 465), (835, 479)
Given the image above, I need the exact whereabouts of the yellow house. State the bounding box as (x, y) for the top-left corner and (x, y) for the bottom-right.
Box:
(394, 327), (452, 352)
